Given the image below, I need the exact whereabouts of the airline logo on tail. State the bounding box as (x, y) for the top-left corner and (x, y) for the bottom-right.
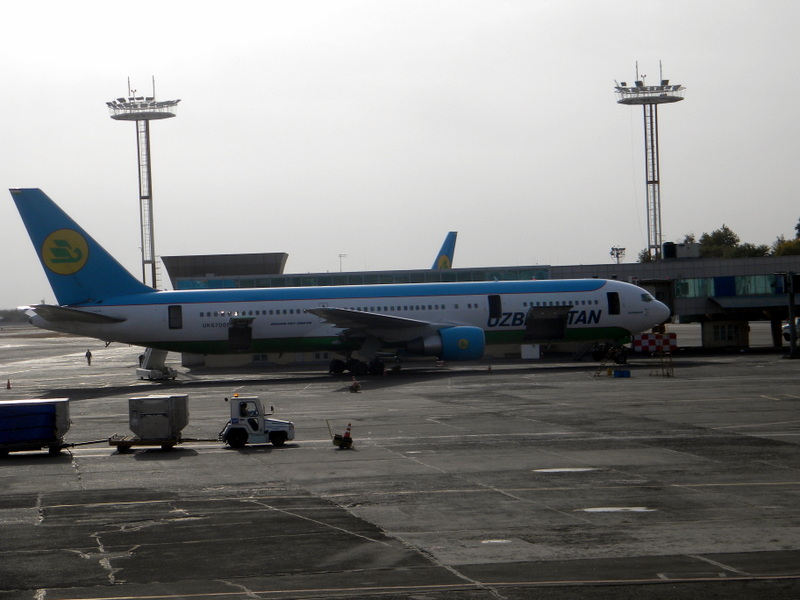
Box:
(435, 255), (452, 270)
(42, 229), (89, 275)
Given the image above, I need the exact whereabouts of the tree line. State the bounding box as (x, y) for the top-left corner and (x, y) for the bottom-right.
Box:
(639, 220), (800, 262)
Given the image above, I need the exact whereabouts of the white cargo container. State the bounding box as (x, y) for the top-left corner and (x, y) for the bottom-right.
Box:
(109, 394), (189, 452)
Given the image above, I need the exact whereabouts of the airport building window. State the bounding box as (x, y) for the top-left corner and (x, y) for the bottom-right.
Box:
(713, 323), (739, 342)
(675, 278), (713, 298)
(735, 274), (776, 296)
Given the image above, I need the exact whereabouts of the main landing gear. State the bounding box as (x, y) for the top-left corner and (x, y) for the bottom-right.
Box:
(329, 356), (386, 376)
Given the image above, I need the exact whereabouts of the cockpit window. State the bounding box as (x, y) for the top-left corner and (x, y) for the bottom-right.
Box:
(641, 293), (654, 302)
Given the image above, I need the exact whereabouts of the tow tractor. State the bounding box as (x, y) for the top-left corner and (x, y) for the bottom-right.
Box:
(220, 395), (295, 448)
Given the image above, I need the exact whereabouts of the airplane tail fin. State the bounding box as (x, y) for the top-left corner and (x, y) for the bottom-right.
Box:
(10, 188), (154, 306)
(432, 231), (457, 270)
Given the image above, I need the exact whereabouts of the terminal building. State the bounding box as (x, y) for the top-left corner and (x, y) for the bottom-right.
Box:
(161, 248), (800, 367)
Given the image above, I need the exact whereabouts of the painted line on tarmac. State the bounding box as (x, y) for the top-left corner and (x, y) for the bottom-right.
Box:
(713, 418), (800, 429)
(687, 553), (751, 576)
(41, 574), (800, 600)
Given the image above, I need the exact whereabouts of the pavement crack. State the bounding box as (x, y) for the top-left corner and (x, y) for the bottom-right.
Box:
(64, 532), (135, 585)
(35, 493), (45, 525)
(246, 498), (396, 548)
(215, 579), (260, 598)
(68, 448), (87, 491)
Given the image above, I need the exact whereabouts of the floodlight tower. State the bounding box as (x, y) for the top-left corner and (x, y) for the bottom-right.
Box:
(615, 62), (684, 260)
(107, 78), (180, 288)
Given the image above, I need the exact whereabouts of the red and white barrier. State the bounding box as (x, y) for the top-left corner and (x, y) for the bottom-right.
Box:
(632, 332), (677, 353)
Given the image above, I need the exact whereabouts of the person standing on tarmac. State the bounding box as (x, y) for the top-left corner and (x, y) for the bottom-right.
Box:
(85, 349), (92, 366)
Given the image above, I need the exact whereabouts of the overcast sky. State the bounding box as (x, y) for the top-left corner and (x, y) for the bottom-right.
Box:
(2, 1), (798, 308)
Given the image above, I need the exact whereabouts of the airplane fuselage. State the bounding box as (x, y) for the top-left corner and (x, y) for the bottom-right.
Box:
(12, 188), (672, 375)
(30, 279), (668, 356)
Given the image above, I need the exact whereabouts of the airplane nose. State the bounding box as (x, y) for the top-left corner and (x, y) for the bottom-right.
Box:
(653, 300), (671, 324)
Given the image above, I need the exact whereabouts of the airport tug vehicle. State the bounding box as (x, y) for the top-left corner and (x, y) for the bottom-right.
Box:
(220, 395), (295, 448)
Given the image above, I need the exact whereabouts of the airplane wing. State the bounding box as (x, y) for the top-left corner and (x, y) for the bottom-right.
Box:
(306, 307), (428, 331)
(24, 304), (127, 324)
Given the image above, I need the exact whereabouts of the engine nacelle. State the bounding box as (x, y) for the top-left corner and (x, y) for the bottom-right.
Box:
(406, 326), (485, 361)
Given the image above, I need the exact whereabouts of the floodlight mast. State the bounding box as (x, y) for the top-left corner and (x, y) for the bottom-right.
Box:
(106, 77), (180, 288)
(615, 62), (684, 261)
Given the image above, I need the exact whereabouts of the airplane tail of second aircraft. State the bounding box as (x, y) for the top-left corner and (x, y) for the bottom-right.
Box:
(432, 231), (457, 270)
(10, 188), (154, 306)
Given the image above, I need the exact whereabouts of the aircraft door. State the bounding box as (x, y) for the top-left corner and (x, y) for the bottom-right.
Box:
(236, 400), (261, 434)
(523, 305), (572, 341)
(606, 292), (621, 315)
(228, 316), (254, 351)
(168, 305), (183, 329)
(488, 295), (502, 319)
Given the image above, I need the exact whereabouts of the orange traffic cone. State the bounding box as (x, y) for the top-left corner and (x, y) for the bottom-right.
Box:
(339, 423), (353, 449)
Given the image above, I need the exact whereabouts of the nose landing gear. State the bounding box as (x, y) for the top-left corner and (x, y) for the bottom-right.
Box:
(591, 344), (628, 364)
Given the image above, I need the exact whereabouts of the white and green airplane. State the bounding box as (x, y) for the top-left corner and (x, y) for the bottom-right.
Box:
(11, 188), (669, 376)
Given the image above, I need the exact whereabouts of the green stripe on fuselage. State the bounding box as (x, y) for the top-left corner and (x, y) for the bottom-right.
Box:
(141, 327), (631, 355)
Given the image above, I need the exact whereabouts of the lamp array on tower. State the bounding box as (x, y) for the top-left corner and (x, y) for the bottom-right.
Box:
(615, 62), (684, 261)
(106, 78), (180, 288)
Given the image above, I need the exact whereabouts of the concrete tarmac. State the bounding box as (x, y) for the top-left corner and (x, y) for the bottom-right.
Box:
(1, 324), (800, 599)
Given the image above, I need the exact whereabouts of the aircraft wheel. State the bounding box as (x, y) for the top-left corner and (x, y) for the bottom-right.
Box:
(613, 348), (628, 364)
(225, 428), (248, 449)
(368, 359), (385, 375)
(329, 359), (346, 374)
(347, 359), (369, 376)
(48, 445), (63, 456)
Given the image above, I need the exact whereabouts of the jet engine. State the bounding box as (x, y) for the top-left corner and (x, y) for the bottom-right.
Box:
(406, 326), (485, 361)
